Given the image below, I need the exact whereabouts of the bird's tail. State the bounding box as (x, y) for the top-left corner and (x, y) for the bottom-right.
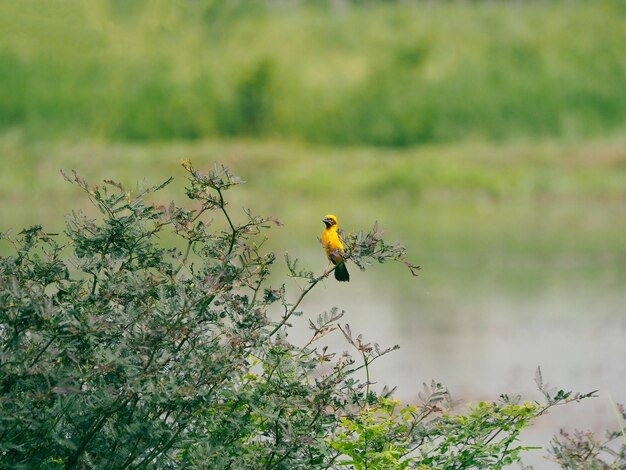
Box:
(334, 262), (350, 282)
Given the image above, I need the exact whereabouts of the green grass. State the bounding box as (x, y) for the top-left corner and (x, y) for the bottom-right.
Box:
(0, 0), (625, 146)
(1, 0), (625, 293)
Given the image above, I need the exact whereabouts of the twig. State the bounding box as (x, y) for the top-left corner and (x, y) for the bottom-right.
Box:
(268, 269), (332, 337)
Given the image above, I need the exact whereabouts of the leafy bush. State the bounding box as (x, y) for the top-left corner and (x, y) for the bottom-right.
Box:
(548, 401), (626, 469)
(0, 162), (595, 468)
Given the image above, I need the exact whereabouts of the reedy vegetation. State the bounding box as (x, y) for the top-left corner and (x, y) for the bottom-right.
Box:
(0, 0), (625, 145)
(0, 163), (621, 469)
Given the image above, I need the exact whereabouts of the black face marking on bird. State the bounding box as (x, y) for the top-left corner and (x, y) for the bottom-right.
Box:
(322, 215), (338, 228)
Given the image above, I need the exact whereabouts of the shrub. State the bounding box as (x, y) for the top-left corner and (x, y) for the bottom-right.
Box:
(548, 401), (626, 469)
(0, 162), (594, 468)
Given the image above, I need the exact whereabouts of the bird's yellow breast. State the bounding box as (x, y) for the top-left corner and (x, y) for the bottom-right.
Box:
(321, 227), (344, 263)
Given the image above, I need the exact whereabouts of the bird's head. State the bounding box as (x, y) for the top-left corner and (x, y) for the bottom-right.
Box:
(322, 214), (338, 228)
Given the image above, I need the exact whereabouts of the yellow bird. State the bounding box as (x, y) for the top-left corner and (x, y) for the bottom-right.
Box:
(321, 214), (350, 282)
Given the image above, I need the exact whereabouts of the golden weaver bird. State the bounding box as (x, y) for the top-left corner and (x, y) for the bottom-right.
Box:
(321, 214), (350, 282)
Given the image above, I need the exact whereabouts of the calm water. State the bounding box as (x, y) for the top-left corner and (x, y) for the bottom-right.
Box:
(285, 250), (626, 468)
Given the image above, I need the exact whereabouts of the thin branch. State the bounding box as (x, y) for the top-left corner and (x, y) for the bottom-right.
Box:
(217, 188), (237, 257)
(268, 270), (332, 337)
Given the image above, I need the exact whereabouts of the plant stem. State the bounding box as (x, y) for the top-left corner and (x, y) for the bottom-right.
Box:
(268, 271), (328, 337)
(218, 188), (237, 256)
(363, 353), (371, 400)
(174, 240), (193, 276)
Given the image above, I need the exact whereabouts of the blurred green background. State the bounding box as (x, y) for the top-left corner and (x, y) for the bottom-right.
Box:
(1, 1), (625, 464)
(1, 0), (625, 144)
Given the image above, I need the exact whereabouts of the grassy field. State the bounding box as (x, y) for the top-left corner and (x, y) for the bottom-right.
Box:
(1, 0), (625, 292)
(0, 0), (625, 146)
(2, 136), (625, 295)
